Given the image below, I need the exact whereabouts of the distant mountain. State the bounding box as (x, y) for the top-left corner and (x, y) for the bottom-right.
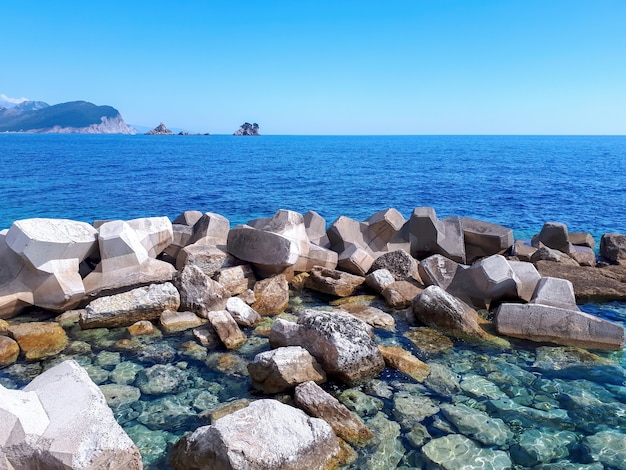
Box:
(0, 100), (136, 134)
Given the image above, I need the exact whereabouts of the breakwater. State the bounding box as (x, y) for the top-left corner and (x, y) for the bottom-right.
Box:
(1, 207), (626, 469)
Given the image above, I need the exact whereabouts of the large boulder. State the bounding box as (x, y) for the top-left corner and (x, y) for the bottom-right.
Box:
(418, 254), (460, 290)
(174, 264), (229, 315)
(80, 282), (180, 329)
(1, 360), (142, 470)
(248, 346), (327, 393)
(170, 399), (340, 470)
(303, 210), (330, 247)
(7, 322), (67, 360)
(365, 208), (406, 253)
(412, 285), (490, 340)
(304, 266), (365, 297)
(601, 233), (626, 264)
(83, 218), (176, 298)
(175, 242), (233, 276)
(269, 309), (385, 384)
(530, 277), (578, 310)
(448, 254), (521, 309)
(186, 212), (231, 246)
(226, 296), (262, 327)
(507, 260), (541, 302)
(378, 345), (430, 382)
(294, 380), (374, 446)
(409, 207), (466, 263)
(495, 303), (625, 350)
(252, 274), (289, 315)
(532, 222), (572, 254)
(1, 218), (98, 315)
(369, 249), (418, 281)
(460, 217), (514, 262)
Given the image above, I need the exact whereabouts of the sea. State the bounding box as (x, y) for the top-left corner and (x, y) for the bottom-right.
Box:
(1, 134), (626, 469)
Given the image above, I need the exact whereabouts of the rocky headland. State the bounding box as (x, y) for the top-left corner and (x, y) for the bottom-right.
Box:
(1, 207), (626, 469)
(0, 100), (136, 134)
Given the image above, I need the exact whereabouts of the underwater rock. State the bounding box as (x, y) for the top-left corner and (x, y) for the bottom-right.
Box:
(583, 430), (626, 470)
(403, 327), (454, 356)
(422, 434), (512, 470)
(358, 411), (405, 470)
(378, 345), (430, 382)
(99, 383), (141, 410)
(338, 389), (384, 418)
(392, 391), (440, 429)
(110, 361), (144, 385)
(339, 303), (395, 329)
(440, 403), (513, 446)
(460, 374), (508, 400)
(424, 362), (461, 396)
(135, 364), (188, 395)
(128, 320), (157, 336)
(137, 394), (197, 431)
(8, 321), (67, 360)
(510, 429), (576, 467)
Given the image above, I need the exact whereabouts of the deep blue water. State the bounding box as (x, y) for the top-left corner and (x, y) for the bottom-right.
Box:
(1, 134), (625, 241)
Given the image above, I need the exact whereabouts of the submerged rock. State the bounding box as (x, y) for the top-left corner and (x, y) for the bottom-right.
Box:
(422, 434), (512, 470)
(440, 402), (512, 446)
(8, 321), (67, 360)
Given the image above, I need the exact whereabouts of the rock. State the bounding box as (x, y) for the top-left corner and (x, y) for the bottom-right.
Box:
(418, 254), (460, 290)
(0, 335), (19, 365)
(403, 327), (454, 356)
(412, 285), (489, 340)
(128, 320), (157, 336)
(8, 322), (67, 360)
(327, 215), (368, 255)
(424, 362), (461, 395)
(226, 296), (262, 327)
(530, 277), (578, 310)
(369, 249), (418, 281)
(495, 303), (625, 350)
(159, 309), (204, 333)
(365, 208), (406, 253)
(172, 210), (203, 226)
(248, 346), (326, 393)
(0, 318), (8, 333)
(337, 243), (374, 276)
(422, 434), (512, 470)
(193, 325), (221, 347)
(270, 309), (385, 384)
(217, 265), (256, 296)
(110, 361), (144, 385)
(338, 389), (384, 418)
(460, 374), (507, 400)
(170, 399), (340, 470)
(535, 260), (626, 302)
(508, 260), (541, 302)
(304, 266), (365, 297)
(295, 380), (373, 446)
(207, 310), (247, 349)
(296, 243), (339, 272)
(365, 268), (395, 293)
(233, 122), (260, 136)
(532, 222), (572, 253)
(80, 282), (180, 329)
(99, 383), (141, 410)
(570, 245), (596, 267)
(511, 429), (576, 467)
(439, 403), (512, 446)
(187, 212), (231, 246)
(409, 207), (466, 263)
(583, 429), (626, 470)
(135, 363), (188, 395)
(338, 304), (395, 329)
(0, 360), (142, 470)
(600, 233), (626, 264)
(176, 242), (232, 275)
(570, 231), (595, 249)
(358, 412), (404, 470)
(392, 392), (440, 429)
(531, 244), (579, 266)
(460, 217), (514, 261)
(378, 345), (430, 381)
(252, 274), (289, 315)
(175, 264), (229, 315)
(514, 240), (538, 261)
(448, 254), (521, 309)
(145, 122), (173, 134)
(304, 210), (329, 247)
(381, 280), (422, 309)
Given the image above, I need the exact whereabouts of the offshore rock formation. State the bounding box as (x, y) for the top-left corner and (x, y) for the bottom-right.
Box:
(0, 100), (136, 134)
(233, 122), (260, 135)
(145, 122), (173, 135)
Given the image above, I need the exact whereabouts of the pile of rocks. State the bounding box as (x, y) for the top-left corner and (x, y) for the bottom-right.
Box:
(1, 207), (625, 469)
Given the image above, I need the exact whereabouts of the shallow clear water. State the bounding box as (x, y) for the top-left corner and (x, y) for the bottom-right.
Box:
(1, 134), (626, 468)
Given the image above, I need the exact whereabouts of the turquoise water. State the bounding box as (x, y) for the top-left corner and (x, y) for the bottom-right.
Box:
(1, 134), (626, 468)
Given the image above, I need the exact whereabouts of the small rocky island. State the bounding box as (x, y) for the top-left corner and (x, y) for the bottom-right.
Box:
(145, 122), (173, 135)
(234, 122), (260, 136)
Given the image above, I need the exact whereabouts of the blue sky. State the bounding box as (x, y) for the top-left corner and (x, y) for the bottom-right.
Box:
(1, 1), (625, 134)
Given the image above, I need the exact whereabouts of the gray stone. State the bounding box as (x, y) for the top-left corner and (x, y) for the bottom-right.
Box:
(269, 309), (385, 384)
(583, 430), (626, 469)
(392, 392), (440, 429)
(422, 434), (512, 470)
(110, 361), (144, 385)
(365, 268), (395, 293)
(412, 285), (489, 340)
(570, 245), (596, 267)
(99, 383), (141, 410)
(135, 363), (188, 395)
(418, 254), (460, 290)
(226, 296), (262, 327)
(409, 207), (466, 263)
(508, 260), (541, 302)
(338, 304), (395, 329)
(137, 394), (196, 431)
(511, 429), (576, 467)
(514, 240), (538, 261)
(358, 412), (404, 470)
(172, 209), (203, 226)
(365, 208), (406, 253)
(460, 217), (514, 261)
(424, 362), (461, 395)
(0, 360), (142, 470)
(570, 231), (595, 249)
(530, 276), (579, 310)
(304, 210), (329, 247)
(495, 302), (625, 350)
(600, 233), (626, 264)
(532, 222), (572, 253)
(80, 282), (180, 329)
(175, 264), (229, 315)
(531, 244), (579, 266)
(248, 346), (326, 393)
(382, 280), (422, 309)
(440, 403), (512, 446)
(336, 243), (374, 276)
(187, 212), (231, 246)
(304, 266), (365, 297)
(227, 224), (301, 268)
(369, 249), (418, 281)
(207, 310), (246, 349)
(448, 254), (521, 309)
(295, 380), (373, 446)
(337, 389), (384, 418)
(170, 399), (340, 470)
